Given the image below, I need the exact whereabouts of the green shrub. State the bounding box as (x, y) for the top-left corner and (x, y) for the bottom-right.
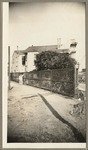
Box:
(34, 51), (76, 70)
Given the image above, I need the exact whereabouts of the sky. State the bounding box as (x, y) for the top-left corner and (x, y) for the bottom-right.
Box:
(9, 2), (85, 71)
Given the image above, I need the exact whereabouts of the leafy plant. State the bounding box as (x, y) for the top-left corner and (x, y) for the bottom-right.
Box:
(34, 51), (77, 70)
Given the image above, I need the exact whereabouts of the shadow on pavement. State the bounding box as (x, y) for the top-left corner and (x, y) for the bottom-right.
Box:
(39, 94), (86, 143)
(22, 92), (54, 99)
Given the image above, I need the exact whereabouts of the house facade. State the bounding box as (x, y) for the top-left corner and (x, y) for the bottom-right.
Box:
(11, 50), (39, 72)
(11, 41), (77, 73)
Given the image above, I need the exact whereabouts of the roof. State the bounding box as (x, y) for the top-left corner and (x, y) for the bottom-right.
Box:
(78, 83), (85, 91)
(14, 45), (70, 55)
(14, 50), (25, 55)
(25, 45), (69, 53)
(25, 45), (58, 53)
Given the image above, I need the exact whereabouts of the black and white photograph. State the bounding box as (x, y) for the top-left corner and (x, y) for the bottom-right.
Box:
(2, 1), (86, 149)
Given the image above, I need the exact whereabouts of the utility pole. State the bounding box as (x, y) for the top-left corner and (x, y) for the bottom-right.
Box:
(8, 46), (10, 90)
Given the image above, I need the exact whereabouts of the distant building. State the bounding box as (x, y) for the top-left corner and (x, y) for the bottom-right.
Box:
(78, 69), (86, 83)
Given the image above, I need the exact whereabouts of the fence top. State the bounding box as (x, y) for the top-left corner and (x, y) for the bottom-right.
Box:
(38, 68), (74, 72)
(11, 68), (74, 74)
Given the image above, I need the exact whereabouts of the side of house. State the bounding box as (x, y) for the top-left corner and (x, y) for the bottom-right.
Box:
(11, 51), (25, 72)
(11, 50), (39, 73)
(25, 52), (39, 72)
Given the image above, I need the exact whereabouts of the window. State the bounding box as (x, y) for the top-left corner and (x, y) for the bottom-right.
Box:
(22, 56), (25, 65)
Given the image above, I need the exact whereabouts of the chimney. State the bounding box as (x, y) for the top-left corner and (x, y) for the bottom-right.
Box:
(57, 38), (62, 49)
(70, 39), (77, 48)
(69, 39), (77, 57)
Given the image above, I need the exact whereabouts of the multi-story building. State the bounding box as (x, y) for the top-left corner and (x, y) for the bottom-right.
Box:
(11, 40), (77, 73)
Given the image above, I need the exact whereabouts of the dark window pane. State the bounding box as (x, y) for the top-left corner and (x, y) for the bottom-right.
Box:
(22, 56), (25, 65)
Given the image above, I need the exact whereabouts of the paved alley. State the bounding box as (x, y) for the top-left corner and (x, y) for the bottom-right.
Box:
(8, 81), (86, 143)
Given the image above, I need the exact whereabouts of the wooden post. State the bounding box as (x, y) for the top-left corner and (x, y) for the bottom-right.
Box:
(51, 69), (53, 92)
(74, 64), (78, 98)
(8, 46), (10, 90)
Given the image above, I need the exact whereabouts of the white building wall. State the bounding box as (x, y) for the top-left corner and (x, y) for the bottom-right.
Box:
(18, 55), (25, 72)
(26, 52), (39, 72)
(69, 47), (77, 60)
(11, 51), (39, 73)
(11, 52), (19, 72)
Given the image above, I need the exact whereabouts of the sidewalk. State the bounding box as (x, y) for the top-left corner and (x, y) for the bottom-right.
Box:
(8, 81), (86, 143)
